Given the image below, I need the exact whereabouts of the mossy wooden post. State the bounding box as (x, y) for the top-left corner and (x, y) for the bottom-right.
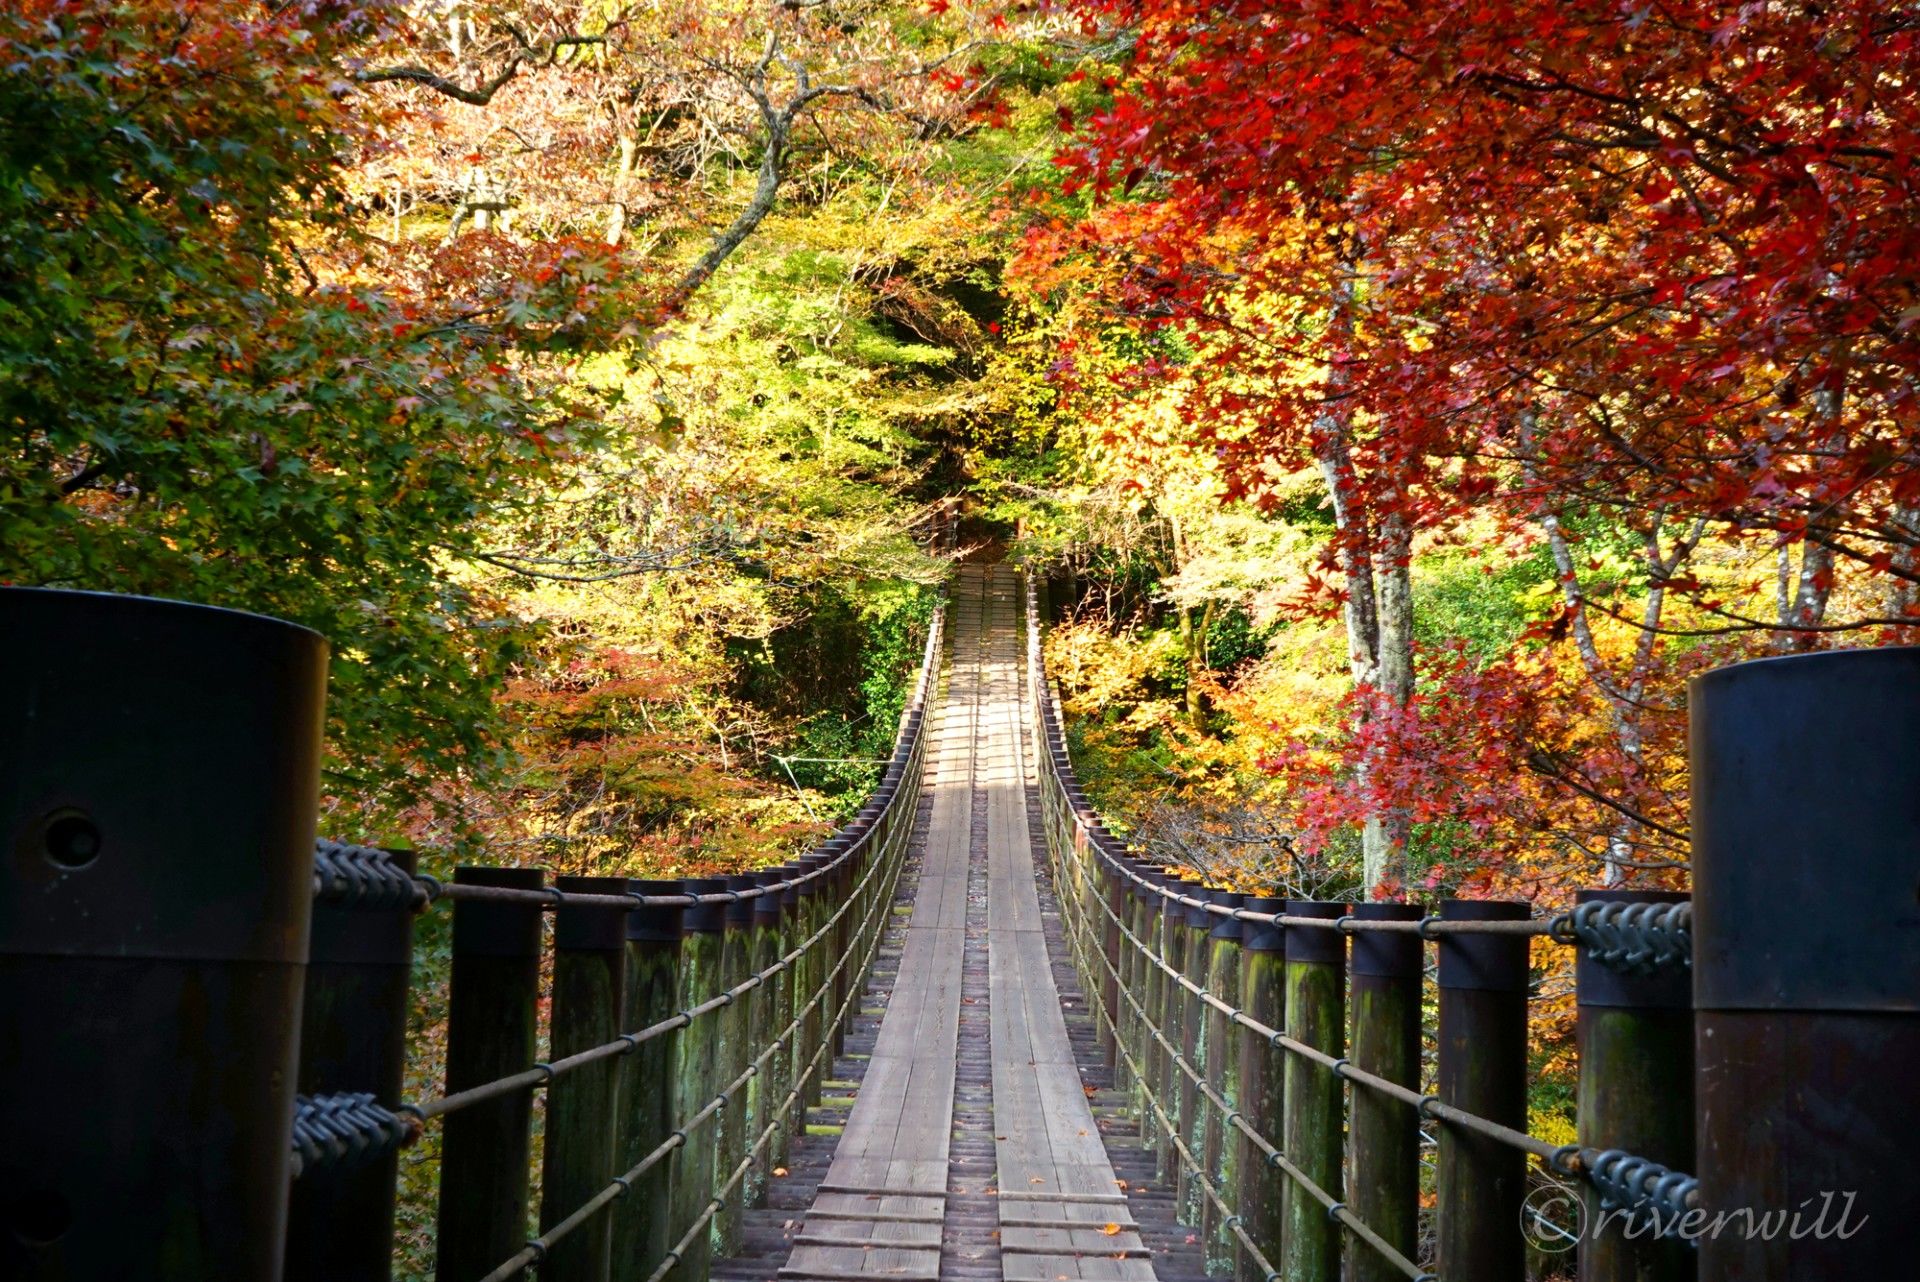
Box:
(435, 866), (545, 1282)
(1236, 896), (1286, 1282)
(1201, 889), (1245, 1274)
(822, 836), (854, 1061)
(1154, 870), (1186, 1188)
(670, 877), (728, 1281)
(714, 872), (757, 1256)
(286, 849), (415, 1282)
(1175, 886), (1214, 1226)
(611, 880), (683, 1282)
(1099, 846), (1127, 1077)
(1156, 878), (1190, 1192)
(794, 853), (833, 1124)
(745, 867), (788, 1208)
(1576, 890), (1694, 1282)
(1132, 866), (1166, 1152)
(541, 875), (629, 1282)
(1436, 899), (1530, 1282)
(1121, 871), (1152, 1128)
(1117, 858), (1153, 1103)
(770, 864), (804, 1168)
(1347, 902), (1423, 1282)
(1282, 899), (1346, 1282)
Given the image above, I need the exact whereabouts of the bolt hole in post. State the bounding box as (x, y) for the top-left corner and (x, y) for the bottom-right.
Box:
(7, 1190), (72, 1247)
(39, 810), (100, 870)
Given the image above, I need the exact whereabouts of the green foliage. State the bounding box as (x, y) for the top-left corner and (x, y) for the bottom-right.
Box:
(1412, 548), (1560, 662)
(0, 5), (607, 825)
(736, 579), (935, 811)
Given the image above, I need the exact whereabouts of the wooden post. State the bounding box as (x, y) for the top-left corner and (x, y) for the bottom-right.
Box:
(1115, 859), (1151, 1106)
(794, 853), (832, 1124)
(286, 849), (416, 1282)
(436, 866), (545, 1282)
(1159, 875), (1190, 1197)
(823, 836), (855, 1060)
(1236, 896), (1286, 1282)
(1202, 889), (1245, 1274)
(1121, 871), (1152, 1128)
(540, 875), (629, 1282)
(767, 864), (803, 1175)
(745, 867), (787, 1209)
(714, 872), (756, 1256)
(1436, 899), (1530, 1282)
(1347, 901), (1423, 1282)
(1098, 841), (1124, 1072)
(670, 877), (727, 1281)
(1131, 866), (1166, 1153)
(611, 879), (682, 1282)
(1282, 900), (1346, 1282)
(1177, 889), (1217, 1228)
(1575, 890), (1694, 1282)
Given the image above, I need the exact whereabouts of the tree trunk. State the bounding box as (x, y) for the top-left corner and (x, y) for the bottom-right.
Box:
(1369, 510), (1415, 886)
(1169, 516), (1208, 733)
(1888, 502), (1920, 623)
(1774, 374), (1846, 649)
(606, 131), (638, 247)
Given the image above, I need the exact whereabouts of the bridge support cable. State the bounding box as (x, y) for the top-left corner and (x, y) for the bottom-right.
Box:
(1023, 574), (1751, 1282)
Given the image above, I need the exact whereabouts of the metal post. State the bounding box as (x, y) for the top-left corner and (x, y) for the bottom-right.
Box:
(1282, 900), (1346, 1282)
(436, 866), (546, 1282)
(1435, 898), (1529, 1282)
(670, 876), (728, 1282)
(1690, 649), (1919, 1278)
(0, 588), (326, 1280)
(715, 871), (756, 1256)
(1575, 889), (1694, 1282)
(541, 874), (629, 1282)
(1236, 896), (1286, 1282)
(1202, 889), (1245, 1274)
(1347, 901), (1423, 1282)
(611, 880), (683, 1282)
(287, 848), (417, 1282)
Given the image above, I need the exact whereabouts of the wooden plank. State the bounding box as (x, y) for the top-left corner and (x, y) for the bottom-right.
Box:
(971, 565), (1161, 1282)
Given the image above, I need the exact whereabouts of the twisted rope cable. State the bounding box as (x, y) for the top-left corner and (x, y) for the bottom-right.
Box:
(1583, 1148), (1702, 1242)
(1550, 900), (1693, 975)
(312, 840), (424, 910)
(289, 1092), (415, 1178)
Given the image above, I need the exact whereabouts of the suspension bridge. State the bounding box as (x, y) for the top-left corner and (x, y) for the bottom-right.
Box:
(2, 559), (1914, 1281)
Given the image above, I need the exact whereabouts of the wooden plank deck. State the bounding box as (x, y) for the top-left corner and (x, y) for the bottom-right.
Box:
(774, 564), (1166, 1282)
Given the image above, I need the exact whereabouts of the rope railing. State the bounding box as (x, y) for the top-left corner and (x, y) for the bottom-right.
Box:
(470, 791), (913, 1282)
(279, 594), (946, 1282)
(9, 515), (1911, 1281)
(1022, 574), (1713, 1280)
(403, 807), (910, 1125)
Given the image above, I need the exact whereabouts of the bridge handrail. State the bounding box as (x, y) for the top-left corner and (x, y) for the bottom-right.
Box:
(1022, 574), (1703, 1279)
